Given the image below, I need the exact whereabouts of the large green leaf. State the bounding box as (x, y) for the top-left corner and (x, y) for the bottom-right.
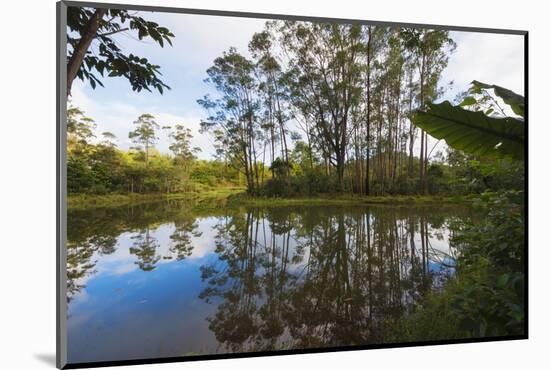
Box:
(411, 101), (525, 160)
(471, 80), (525, 118)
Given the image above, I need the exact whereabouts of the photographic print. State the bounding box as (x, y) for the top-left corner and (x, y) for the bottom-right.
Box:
(58, 1), (527, 367)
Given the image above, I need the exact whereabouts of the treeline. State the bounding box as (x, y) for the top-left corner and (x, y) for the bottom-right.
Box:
(66, 106), (242, 195)
(67, 21), (524, 198)
(198, 22), (462, 195)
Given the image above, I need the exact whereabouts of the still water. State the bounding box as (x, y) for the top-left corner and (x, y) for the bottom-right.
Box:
(67, 200), (478, 363)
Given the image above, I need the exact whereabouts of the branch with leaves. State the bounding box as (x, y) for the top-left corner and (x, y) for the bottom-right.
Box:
(66, 6), (175, 95)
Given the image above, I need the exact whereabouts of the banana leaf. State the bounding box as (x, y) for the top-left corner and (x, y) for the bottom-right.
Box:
(471, 80), (525, 118)
(411, 101), (525, 160)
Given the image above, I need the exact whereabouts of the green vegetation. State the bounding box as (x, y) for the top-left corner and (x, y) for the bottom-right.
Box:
(67, 20), (524, 205)
(383, 191), (524, 340)
(382, 86), (526, 340)
(412, 81), (525, 160)
(68, 187), (243, 210)
(225, 193), (473, 208)
(66, 6), (174, 95)
(66, 106), (244, 204)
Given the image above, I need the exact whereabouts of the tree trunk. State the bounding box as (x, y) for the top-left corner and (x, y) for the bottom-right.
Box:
(145, 141), (149, 167)
(418, 54), (426, 194)
(423, 131), (429, 193)
(354, 122), (362, 194)
(365, 26), (372, 196)
(407, 71), (414, 178)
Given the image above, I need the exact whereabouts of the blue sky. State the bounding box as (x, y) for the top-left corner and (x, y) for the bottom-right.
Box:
(70, 11), (525, 160)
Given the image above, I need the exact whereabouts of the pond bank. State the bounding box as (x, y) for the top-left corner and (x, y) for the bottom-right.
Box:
(226, 194), (475, 208)
(67, 188), (244, 210)
(68, 189), (475, 210)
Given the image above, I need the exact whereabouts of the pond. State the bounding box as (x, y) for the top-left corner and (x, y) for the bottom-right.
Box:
(66, 200), (479, 363)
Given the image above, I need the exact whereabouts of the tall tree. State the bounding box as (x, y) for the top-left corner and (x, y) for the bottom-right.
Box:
(277, 21), (365, 191)
(198, 48), (262, 193)
(362, 26), (387, 195)
(168, 123), (201, 178)
(249, 30), (290, 173)
(66, 105), (97, 161)
(129, 113), (160, 166)
(400, 29), (455, 193)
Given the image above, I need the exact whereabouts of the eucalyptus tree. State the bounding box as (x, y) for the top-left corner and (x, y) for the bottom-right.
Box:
(100, 131), (117, 148)
(164, 124), (200, 189)
(361, 25), (388, 195)
(128, 113), (160, 166)
(399, 29), (456, 193)
(382, 33), (406, 190)
(66, 6), (175, 95)
(168, 124), (200, 168)
(67, 106), (96, 149)
(403, 56), (419, 178)
(198, 47), (262, 193)
(249, 30), (291, 175)
(276, 21), (366, 191)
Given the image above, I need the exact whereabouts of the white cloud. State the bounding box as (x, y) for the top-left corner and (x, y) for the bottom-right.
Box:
(146, 11), (267, 64)
(442, 31), (524, 99)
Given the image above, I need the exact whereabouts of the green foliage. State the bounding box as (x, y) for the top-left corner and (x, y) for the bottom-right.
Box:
(470, 80), (525, 117)
(67, 157), (95, 193)
(426, 163), (449, 194)
(386, 191), (525, 340)
(67, 6), (174, 93)
(455, 191), (524, 274)
(190, 160), (241, 188)
(269, 158), (292, 178)
(449, 191), (525, 336)
(447, 260), (524, 337)
(259, 171), (338, 197)
(412, 101), (525, 160)
(67, 106), (241, 196)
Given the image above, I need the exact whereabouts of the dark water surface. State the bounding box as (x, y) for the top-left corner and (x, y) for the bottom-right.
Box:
(67, 200), (479, 363)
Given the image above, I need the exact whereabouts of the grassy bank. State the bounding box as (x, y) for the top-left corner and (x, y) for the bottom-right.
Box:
(68, 188), (476, 210)
(224, 193), (475, 208)
(67, 187), (244, 210)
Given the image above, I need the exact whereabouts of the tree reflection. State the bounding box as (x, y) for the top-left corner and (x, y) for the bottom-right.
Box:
(129, 227), (161, 271)
(199, 206), (457, 351)
(66, 234), (117, 303)
(168, 214), (202, 261)
(67, 199), (203, 301)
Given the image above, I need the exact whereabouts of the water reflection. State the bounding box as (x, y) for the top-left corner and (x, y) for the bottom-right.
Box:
(198, 207), (458, 351)
(67, 201), (474, 363)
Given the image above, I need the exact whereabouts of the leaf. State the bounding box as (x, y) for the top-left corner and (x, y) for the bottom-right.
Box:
(411, 101), (525, 160)
(497, 273), (510, 287)
(471, 80), (525, 117)
(138, 27), (147, 40)
(459, 96), (477, 107)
